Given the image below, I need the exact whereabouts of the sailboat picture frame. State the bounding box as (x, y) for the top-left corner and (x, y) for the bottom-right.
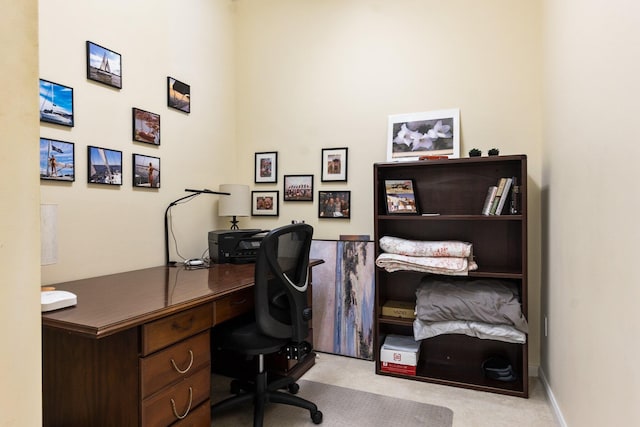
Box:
(132, 108), (161, 145)
(167, 77), (190, 113)
(86, 41), (122, 89)
(39, 79), (74, 127)
(87, 146), (123, 186)
(40, 138), (75, 182)
(132, 154), (160, 188)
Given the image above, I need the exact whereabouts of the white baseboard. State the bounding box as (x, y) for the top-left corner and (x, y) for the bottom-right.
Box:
(538, 366), (568, 427)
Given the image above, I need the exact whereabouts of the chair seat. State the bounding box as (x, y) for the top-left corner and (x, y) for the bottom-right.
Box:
(223, 321), (289, 356)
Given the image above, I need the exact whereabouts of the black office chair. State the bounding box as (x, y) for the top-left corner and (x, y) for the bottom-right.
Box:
(211, 223), (323, 426)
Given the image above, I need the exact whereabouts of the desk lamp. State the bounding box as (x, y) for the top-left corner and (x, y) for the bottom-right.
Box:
(218, 184), (250, 230)
(164, 188), (229, 266)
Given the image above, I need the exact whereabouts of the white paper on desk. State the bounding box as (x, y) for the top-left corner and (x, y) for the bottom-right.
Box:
(382, 334), (420, 352)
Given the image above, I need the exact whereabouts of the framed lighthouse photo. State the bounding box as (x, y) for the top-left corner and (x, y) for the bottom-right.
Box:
(86, 41), (122, 89)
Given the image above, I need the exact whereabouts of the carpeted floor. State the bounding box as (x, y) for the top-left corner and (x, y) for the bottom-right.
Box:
(211, 378), (453, 427)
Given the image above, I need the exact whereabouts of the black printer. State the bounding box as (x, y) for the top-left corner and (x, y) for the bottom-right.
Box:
(208, 229), (268, 264)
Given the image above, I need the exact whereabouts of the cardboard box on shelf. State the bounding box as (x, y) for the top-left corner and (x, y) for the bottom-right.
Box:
(379, 334), (421, 376)
(380, 347), (420, 367)
(381, 300), (415, 319)
(380, 361), (417, 376)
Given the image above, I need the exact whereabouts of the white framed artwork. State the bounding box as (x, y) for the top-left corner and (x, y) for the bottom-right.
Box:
(387, 108), (460, 161)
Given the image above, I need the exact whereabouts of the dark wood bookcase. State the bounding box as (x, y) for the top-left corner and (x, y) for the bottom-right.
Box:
(373, 155), (528, 397)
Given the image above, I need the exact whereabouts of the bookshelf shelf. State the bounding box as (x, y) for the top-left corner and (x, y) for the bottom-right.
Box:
(377, 214), (523, 221)
(374, 155), (529, 397)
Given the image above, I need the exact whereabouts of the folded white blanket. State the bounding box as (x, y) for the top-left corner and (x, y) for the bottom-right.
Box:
(375, 253), (478, 276)
(413, 318), (527, 344)
(379, 236), (472, 258)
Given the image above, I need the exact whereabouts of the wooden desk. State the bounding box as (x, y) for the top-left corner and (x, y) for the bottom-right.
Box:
(42, 262), (320, 427)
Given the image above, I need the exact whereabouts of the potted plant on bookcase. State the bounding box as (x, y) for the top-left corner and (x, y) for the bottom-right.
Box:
(468, 148), (482, 157)
(488, 148), (500, 156)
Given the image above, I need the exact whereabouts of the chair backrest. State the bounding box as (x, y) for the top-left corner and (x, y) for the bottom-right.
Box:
(254, 223), (314, 343)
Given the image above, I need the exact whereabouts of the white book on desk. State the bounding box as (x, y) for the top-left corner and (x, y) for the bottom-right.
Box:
(41, 290), (77, 312)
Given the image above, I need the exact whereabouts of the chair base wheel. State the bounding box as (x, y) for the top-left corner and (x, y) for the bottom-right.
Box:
(311, 409), (323, 424)
(230, 379), (243, 395)
(288, 383), (300, 394)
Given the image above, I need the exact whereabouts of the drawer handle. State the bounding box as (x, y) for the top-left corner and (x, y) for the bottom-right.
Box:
(230, 298), (247, 306)
(170, 386), (193, 420)
(170, 350), (194, 374)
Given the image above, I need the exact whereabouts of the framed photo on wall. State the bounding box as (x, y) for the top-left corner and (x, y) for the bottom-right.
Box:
(86, 41), (122, 89)
(39, 79), (74, 127)
(383, 179), (419, 214)
(321, 147), (348, 182)
(132, 154), (160, 188)
(254, 151), (278, 183)
(40, 138), (75, 181)
(387, 108), (460, 161)
(318, 190), (351, 219)
(252, 191), (279, 216)
(284, 175), (313, 201)
(167, 77), (190, 113)
(87, 146), (122, 185)
(132, 108), (160, 145)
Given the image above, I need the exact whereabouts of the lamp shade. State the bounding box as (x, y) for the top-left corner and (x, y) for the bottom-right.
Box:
(218, 184), (250, 217)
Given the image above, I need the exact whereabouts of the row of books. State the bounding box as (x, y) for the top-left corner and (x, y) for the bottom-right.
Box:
(481, 177), (515, 215)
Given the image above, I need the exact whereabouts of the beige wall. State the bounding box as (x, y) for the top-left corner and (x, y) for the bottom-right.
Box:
(542, 0), (640, 425)
(12, 1), (640, 425)
(0, 0), (41, 425)
(38, 0), (238, 283)
(234, 0), (543, 368)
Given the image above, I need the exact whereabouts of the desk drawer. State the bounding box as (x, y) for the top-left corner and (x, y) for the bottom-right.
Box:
(141, 365), (210, 427)
(140, 331), (210, 399)
(213, 288), (254, 325)
(142, 304), (213, 355)
(172, 401), (210, 427)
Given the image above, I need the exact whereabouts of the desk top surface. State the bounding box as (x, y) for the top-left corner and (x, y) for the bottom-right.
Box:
(42, 264), (257, 338)
(42, 261), (322, 338)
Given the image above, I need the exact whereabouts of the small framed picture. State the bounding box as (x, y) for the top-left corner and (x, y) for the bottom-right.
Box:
(87, 146), (123, 185)
(321, 147), (348, 182)
(255, 151), (278, 183)
(167, 76), (190, 113)
(40, 138), (75, 182)
(132, 154), (160, 188)
(384, 179), (419, 214)
(318, 191), (351, 219)
(284, 175), (314, 201)
(39, 79), (74, 127)
(86, 41), (122, 89)
(252, 191), (279, 216)
(132, 108), (160, 145)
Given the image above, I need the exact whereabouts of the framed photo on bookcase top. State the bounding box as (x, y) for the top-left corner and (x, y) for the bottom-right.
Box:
(383, 179), (419, 214)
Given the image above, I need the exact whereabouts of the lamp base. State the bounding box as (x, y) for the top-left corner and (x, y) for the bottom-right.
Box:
(229, 216), (239, 230)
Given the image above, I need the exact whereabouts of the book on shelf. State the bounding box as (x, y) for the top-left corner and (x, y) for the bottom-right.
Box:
(495, 177), (513, 215)
(481, 186), (498, 216)
(488, 178), (507, 215)
(488, 177), (513, 215)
